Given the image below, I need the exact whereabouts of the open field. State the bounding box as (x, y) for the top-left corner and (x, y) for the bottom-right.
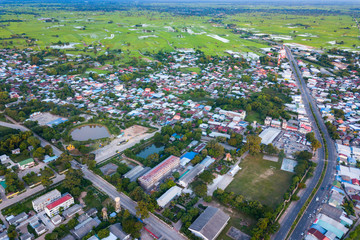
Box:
(1, 6), (358, 58)
(226, 153), (293, 209)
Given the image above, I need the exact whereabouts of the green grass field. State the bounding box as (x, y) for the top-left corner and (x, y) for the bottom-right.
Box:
(226, 153), (293, 209)
(1, 6), (357, 58)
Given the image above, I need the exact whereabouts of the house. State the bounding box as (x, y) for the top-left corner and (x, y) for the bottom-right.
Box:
(17, 158), (35, 170)
(108, 223), (130, 240)
(0, 155), (10, 164)
(189, 206), (230, 240)
(7, 212), (28, 226)
(11, 148), (20, 155)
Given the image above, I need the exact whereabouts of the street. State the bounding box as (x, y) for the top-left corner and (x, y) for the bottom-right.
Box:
(273, 46), (337, 240)
(1, 119), (181, 239)
(76, 162), (186, 240)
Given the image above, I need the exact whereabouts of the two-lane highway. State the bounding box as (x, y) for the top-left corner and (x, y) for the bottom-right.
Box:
(274, 47), (337, 240)
(75, 162), (186, 240)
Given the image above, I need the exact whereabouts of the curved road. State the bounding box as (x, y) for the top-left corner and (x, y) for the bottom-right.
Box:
(274, 46), (337, 240)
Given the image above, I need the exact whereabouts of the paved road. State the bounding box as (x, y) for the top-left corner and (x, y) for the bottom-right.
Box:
(1, 119), (181, 239)
(0, 120), (62, 156)
(75, 162), (186, 240)
(273, 47), (337, 240)
(93, 128), (160, 163)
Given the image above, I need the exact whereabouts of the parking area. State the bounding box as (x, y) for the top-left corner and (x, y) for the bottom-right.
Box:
(273, 131), (311, 158)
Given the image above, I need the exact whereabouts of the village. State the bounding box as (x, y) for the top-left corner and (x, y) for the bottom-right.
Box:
(0, 28), (360, 240)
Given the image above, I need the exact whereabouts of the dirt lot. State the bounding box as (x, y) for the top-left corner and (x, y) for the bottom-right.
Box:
(93, 125), (156, 163)
(123, 125), (149, 138)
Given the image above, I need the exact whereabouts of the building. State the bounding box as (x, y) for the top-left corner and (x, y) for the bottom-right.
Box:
(17, 158), (35, 170)
(179, 164), (205, 188)
(138, 155), (180, 189)
(259, 127), (281, 145)
(219, 109), (246, 120)
(189, 206), (230, 240)
(123, 165), (151, 182)
(7, 212), (28, 226)
(157, 186), (183, 208)
(109, 223), (130, 240)
(45, 193), (74, 217)
(32, 189), (61, 213)
(62, 204), (82, 218)
(71, 217), (101, 239)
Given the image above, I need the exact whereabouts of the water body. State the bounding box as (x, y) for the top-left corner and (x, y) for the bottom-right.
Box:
(71, 125), (110, 141)
(136, 144), (165, 159)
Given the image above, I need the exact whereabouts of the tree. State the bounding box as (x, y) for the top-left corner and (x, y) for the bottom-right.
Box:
(192, 181), (207, 197)
(172, 171), (180, 179)
(63, 168), (83, 197)
(136, 201), (149, 219)
(97, 229), (110, 239)
(198, 170), (215, 184)
(311, 139), (322, 152)
(27, 136), (41, 148)
(41, 174), (53, 188)
(245, 135), (262, 154)
(33, 147), (46, 160)
(7, 225), (17, 239)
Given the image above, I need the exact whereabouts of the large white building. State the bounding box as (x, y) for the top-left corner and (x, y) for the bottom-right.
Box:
(32, 189), (61, 213)
(45, 193), (74, 217)
(157, 186), (183, 208)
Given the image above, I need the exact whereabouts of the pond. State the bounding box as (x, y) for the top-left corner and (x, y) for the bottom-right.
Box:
(136, 144), (165, 159)
(71, 125), (110, 141)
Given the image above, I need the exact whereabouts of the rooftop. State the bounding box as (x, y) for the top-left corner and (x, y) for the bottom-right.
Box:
(46, 194), (72, 210)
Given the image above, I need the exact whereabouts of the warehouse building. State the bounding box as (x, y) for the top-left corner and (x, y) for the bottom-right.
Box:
(32, 189), (61, 213)
(259, 127), (281, 145)
(189, 206), (230, 240)
(157, 186), (183, 208)
(123, 165), (151, 182)
(138, 155), (180, 189)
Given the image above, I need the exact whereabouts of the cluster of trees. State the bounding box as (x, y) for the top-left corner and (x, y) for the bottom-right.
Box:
(0, 131), (51, 160)
(227, 132), (244, 148)
(305, 132), (322, 152)
(5, 172), (25, 194)
(206, 140), (225, 158)
(325, 121), (340, 139)
(48, 153), (72, 172)
(213, 189), (278, 239)
(214, 90), (291, 122)
(244, 135), (262, 155)
(63, 168), (88, 198)
(0, 91), (17, 110)
(190, 170), (215, 197)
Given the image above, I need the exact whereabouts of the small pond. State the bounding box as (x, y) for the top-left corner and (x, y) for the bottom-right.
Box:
(71, 125), (110, 141)
(136, 144), (165, 159)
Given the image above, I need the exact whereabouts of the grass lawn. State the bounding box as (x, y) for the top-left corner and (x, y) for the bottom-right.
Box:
(226, 153), (293, 209)
(180, 67), (201, 74)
